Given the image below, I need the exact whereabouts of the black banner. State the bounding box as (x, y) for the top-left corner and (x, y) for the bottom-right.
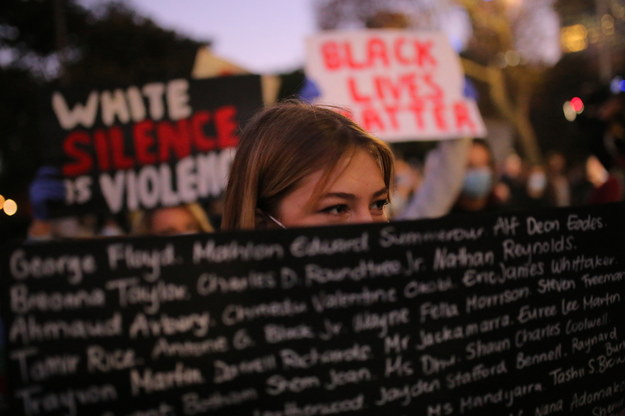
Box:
(2, 202), (625, 415)
(40, 75), (263, 215)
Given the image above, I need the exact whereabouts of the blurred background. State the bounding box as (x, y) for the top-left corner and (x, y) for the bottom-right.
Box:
(1, 0), (625, 238)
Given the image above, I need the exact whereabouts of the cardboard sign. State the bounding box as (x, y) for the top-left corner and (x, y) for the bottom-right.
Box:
(41, 75), (263, 215)
(306, 30), (486, 141)
(2, 202), (625, 415)
(191, 46), (280, 106)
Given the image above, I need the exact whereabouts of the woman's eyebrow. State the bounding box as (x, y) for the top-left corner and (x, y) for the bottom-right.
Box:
(372, 187), (389, 198)
(319, 192), (356, 201)
(320, 187), (388, 201)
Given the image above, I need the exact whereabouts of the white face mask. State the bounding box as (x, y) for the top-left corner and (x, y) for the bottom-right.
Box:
(461, 168), (493, 199)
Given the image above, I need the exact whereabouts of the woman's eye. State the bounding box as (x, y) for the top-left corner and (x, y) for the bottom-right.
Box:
(371, 199), (390, 211)
(320, 204), (350, 215)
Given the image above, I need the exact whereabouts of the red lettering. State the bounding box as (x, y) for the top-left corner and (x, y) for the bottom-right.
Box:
(422, 74), (443, 99)
(157, 119), (192, 160)
(367, 37), (390, 67)
(383, 106), (400, 130)
(344, 43), (365, 69)
(190, 111), (216, 152)
(110, 126), (134, 169)
(348, 78), (371, 103)
(454, 101), (476, 130)
(61, 108), (243, 176)
(62, 131), (92, 177)
(361, 108), (385, 132)
(321, 41), (341, 70)
(93, 129), (110, 171)
(321, 36), (438, 70)
(133, 120), (157, 165)
(394, 38), (411, 65)
(414, 41), (436, 67)
(374, 76), (402, 101)
(408, 101), (426, 129)
(372, 73), (442, 102)
(433, 102), (448, 131)
(402, 73), (420, 100)
(214, 106), (239, 148)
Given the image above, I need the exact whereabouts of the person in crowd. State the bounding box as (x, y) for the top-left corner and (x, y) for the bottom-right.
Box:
(496, 151), (527, 209)
(392, 137), (471, 220)
(26, 166), (90, 241)
(584, 154), (622, 204)
(545, 151), (571, 207)
(388, 155), (422, 219)
(568, 157), (595, 206)
(130, 203), (215, 236)
(221, 99), (394, 230)
(523, 164), (552, 209)
(26, 166), (127, 240)
(576, 86), (625, 203)
(450, 138), (502, 214)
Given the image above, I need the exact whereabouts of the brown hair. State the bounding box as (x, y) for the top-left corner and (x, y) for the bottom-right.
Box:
(130, 203), (214, 235)
(221, 100), (394, 230)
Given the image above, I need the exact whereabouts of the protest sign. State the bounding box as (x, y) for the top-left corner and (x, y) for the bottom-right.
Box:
(306, 30), (486, 141)
(2, 202), (625, 415)
(40, 75), (263, 215)
(191, 46), (280, 105)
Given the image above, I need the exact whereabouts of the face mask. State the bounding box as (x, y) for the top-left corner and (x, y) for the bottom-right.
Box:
(462, 168), (493, 199)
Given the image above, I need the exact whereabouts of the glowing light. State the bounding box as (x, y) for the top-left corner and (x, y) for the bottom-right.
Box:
(0, 194), (4, 210)
(563, 101), (576, 121)
(3, 199), (17, 216)
(570, 97), (584, 113)
(504, 50), (521, 67)
(610, 76), (625, 94)
(560, 24), (588, 53)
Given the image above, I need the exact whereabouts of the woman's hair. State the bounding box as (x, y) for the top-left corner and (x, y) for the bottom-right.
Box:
(221, 99), (395, 230)
(129, 203), (214, 235)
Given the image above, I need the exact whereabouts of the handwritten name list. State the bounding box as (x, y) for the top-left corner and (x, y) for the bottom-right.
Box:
(2, 202), (625, 415)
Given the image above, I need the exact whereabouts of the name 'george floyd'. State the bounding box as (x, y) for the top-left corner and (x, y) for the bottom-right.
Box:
(2, 202), (625, 415)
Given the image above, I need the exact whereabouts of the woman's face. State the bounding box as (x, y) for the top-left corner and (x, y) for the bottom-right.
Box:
(274, 149), (389, 227)
(149, 206), (201, 235)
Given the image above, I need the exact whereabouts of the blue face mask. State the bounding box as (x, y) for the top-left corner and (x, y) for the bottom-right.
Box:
(462, 168), (493, 199)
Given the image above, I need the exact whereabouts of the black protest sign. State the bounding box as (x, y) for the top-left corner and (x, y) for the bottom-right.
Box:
(2, 202), (625, 415)
(40, 75), (263, 215)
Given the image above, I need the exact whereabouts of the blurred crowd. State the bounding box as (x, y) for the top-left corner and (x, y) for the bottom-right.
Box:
(395, 141), (622, 217)
(23, 135), (624, 242)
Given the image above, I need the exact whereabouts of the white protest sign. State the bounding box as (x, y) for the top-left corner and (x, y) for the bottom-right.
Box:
(306, 30), (486, 141)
